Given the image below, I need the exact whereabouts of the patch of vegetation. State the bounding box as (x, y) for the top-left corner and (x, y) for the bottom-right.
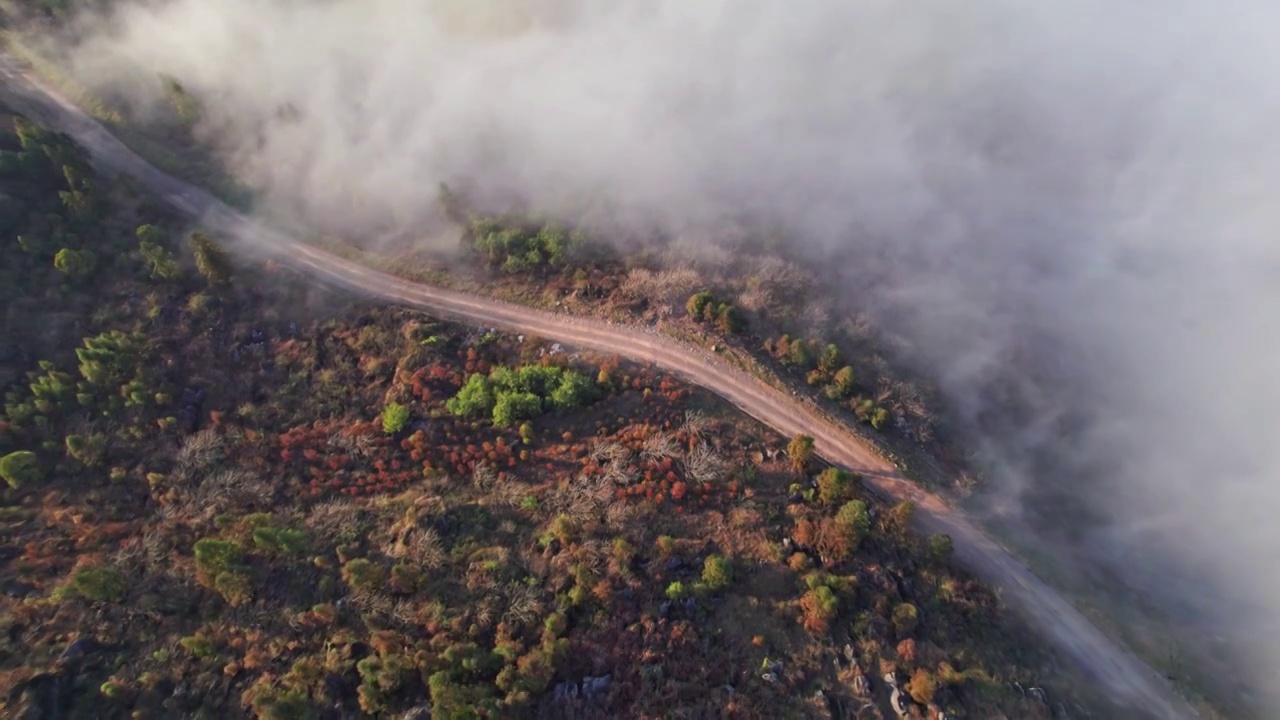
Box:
(0, 112), (1118, 720)
(446, 363), (599, 427)
(686, 290), (745, 334)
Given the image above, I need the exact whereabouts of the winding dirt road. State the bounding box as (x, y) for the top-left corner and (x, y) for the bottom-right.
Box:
(0, 56), (1198, 719)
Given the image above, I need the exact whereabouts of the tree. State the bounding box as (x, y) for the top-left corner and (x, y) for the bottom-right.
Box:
(926, 533), (954, 566)
(832, 366), (856, 396)
(883, 501), (915, 540)
(446, 374), (495, 417)
(547, 371), (595, 410)
(906, 669), (937, 705)
(788, 339), (815, 369)
(189, 232), (231, 285)
(818, 343), (842, 373)
(686, 291), (716, 319)
(137, 225), (179, 280)
(799, 585), (839, 634)
(492, 391), (542, 427)
(869, 407), (890, 430)
(833, 499), (871, 555)
(0, 450), (41, 489)
(787, 434), (814, 474)
(53, 247), (95, 277)
(701, 554), (733, 591)
(816, 467), (854, 506)
(716, 304), (745, 334)
(381, 402), (410, 434)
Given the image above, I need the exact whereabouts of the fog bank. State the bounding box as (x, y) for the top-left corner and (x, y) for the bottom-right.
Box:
(55, 0), (1280, 708)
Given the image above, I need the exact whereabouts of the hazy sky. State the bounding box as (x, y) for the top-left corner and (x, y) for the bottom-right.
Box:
(54, 0), (1280, 706)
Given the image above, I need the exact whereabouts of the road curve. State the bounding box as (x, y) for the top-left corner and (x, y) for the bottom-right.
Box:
(0, 57), (1197, 720)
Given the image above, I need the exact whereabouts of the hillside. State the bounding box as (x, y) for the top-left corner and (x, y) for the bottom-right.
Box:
(0, 111), (1119, 719)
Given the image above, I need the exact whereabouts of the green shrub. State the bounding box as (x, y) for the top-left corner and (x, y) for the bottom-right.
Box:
(65, 433), (107, 467)
(816, 467), (855, 506)
(835, 500), (871, 536)
(53, 247), (95, 277)
(381, 402), (410, 434)
(189, 231), (231, 285)
(252, 526), (308, 555)
(446, 374), (494, 418)
(0, 450), (41, 489)
(701, 554), (733, 591)
(179, 634), (214, 658)
(69, 566), (126, 602)
(193, 538), (243, 578)
(665, 581), (688, 600)
(686, 291), (716, 318)
(448, 365), (597, 426)
(341, 558), (385, 593)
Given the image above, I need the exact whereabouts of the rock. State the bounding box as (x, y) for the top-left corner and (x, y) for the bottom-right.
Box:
(14, 671), (73, 720)
(55, 637), (98, 668)
(890, 687), (911, 717)
(658, 600), (673, 619)
(582, 674), (612, 700)
(852, 674), (870, 697)
(401, 704), (432, 720)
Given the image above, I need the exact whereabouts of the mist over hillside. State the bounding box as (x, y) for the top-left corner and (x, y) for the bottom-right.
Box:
(44, 0), (1280, 707)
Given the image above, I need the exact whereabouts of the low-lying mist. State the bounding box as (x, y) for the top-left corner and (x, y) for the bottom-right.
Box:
(43, 0), (1280, 709)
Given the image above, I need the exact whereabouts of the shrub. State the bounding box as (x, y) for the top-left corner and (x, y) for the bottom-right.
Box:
(213, 570), (253, 606)
(381, 402), (410, 434)
(252, 526), (308, 555)
(179, 634), (214, 658)
(446, 374), (495, 417)
(883, 501), (916, 540)
(69, 567), (126, 602)
(665, 581), (688, 600)
(136, 225), (179, 280)
(53, 247), (95, 277)
(193, 539), (243, 579)
(492, 391), (542, 428)
(701, 554), (733, 591)
(190, 232), (231, 285)
(341, 558), (385, 594)
(0, 450), (41, 489)
(65, 433), (107, 467)
(686, 291), (716, 318)
(99, 680), (125, 699)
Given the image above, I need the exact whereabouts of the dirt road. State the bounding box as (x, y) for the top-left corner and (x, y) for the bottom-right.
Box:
(0, 56), (1198, 719)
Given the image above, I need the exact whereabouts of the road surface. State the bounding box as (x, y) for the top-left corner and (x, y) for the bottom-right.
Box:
(0, 55), (1198, 720)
